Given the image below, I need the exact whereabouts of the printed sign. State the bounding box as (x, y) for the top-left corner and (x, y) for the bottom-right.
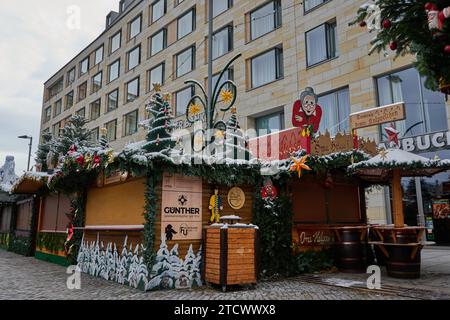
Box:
(350, 102), (405, 130)
(432, 199), (450, 219)
(378, 130), (450, 153)
(161, 173), (203, 241)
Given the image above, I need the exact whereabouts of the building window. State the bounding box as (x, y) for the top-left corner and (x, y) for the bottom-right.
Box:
(250, 46), (283, 88)
(148, 63), (165, 90)
(67, 68), (76, 86)
(124, 110), (139, 136)
(108, 59), (120, 83)
(65, 91), (74, 110)
(80, 57), (89, 76)
(78, 82), (87, 101)
(306, 20), (338, 67)
(44, 106), (52, 122)
(177, 9), (195, 40)
(304, 0), (330, 12)
(255, 111), (285, 136)
(92, 72), (103, 93)
(48, 78), (63, 99)
(90, 99), (101, 120)
(76, 107), (86, 119)
(376, 68), (448, 140)
(317, 87), (350, 136)
(127, 45), (141, 70)
(126, 77), (140, 102)
(213, 0), (232, 17)
(129, 14), (142, 39)
(52, 122), (61, 137)
(110, 31), (121, 53)
(54, 99), (62, 117)
(94, 45), (104, 65)
(150, 29), (167, 56)
(107, 89), (119, 112)
(176, 46), (195, 78)
(250, 0), (282, 41)
(152, 0), (166, 22)
(105, 119), (117, 141)
(175, 86), (194, 116)
(212, 25), (233, 59)
(90, 127), (99, 142)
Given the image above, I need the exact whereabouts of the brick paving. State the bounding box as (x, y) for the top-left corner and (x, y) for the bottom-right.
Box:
(0, 247), (448, 300)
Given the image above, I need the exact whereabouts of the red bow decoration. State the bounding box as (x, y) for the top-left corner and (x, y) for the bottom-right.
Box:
(92, 155), (101, 169)
(66, 223), (74, 242)
(76, 154), (84, 165)
(68, 144), (77, 155)
(384, 126), (400, 146)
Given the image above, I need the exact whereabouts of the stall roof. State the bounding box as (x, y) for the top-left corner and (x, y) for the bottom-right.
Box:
(348, 148), (450, 182)
(11, 172), (49, 194)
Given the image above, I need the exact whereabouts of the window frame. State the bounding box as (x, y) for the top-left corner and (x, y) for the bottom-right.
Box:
(54, 99), (62, 117)
(175, 45), (196, 78)
(212, 0), (233, 18)
(129, 14), (143, 40)
(212, 24), (233, 60)
(148, 62), (165, 91)
(305, 19), (338, 68)
(108, 59), (121, 83)
(77, 81), (88, 102)
(44, 106), (52, 123)
(91, 71), (103, 94)
(65, 91), (74, 110)
(94, 45), (104, 65)
(76, 107), (86, 119)
(255, 110), (285, 136)
(250, 46), (284, 89)
(90, 127), (100, 143)
(126, 77), (140, 103)
(127, 45), (141, 71)
(151, 0), (167, 23)
(174, 85), (195, 116)
(107, 88), (120, 113)
(304, 0), (332, 14)
(89, 99), (101, 121)
(150, 28), (167, 56)
(105, 119), (118, 142)
(177, 8), (196, 40)
(249, 0), (282, 41)
(123, 109), (139, 136)
(110, 30), (122, 54)
(79, 57), (89, 76)
(66, 67), (76, 87)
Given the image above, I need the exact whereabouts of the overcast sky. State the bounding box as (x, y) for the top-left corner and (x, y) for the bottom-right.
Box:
(0, 0), (117, 175)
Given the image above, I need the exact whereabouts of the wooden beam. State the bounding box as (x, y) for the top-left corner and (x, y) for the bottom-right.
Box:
(392, 169), (405, 228)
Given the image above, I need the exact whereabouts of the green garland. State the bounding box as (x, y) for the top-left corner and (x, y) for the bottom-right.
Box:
(143, 172), (159, 270)
(9, 235), (32, 256)
(0, 232), (10, 249)
(36, 232), (66, 252)
(65, 194), (87, 265)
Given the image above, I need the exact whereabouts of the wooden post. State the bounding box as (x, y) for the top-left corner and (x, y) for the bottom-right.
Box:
(391, 169), (404, 228)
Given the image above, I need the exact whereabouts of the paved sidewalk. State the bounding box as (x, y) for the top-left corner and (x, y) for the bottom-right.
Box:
(0, 247), (448, 300)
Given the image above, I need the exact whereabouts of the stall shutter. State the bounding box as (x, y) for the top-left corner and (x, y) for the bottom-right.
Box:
(16, 200), (33, 234)
(328, 184), (361, 224)
(292, 180), (327, 223)
(40, 194), (59, 232)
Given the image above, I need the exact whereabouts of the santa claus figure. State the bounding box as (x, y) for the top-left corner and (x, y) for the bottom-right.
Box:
(292, 87), (323, 135)
(425, 2), (450, 31)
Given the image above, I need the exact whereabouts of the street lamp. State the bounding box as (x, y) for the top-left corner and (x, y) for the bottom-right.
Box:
(18, 135), (33, 171)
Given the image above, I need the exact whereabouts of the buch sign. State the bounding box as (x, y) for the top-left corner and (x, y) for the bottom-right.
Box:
(350, 102), (406, 129)
(161, 173), (203, 241)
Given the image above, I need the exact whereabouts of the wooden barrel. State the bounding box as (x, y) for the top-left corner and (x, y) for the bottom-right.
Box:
(385, 231), (421, 279)
(334, 227), (367, 273)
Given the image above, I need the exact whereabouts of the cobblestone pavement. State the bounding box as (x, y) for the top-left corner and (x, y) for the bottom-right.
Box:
(1, 247), (447, 300)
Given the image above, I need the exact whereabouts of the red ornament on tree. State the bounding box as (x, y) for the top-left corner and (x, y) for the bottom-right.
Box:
(359, 20), (366, 27)
(75, 154), (84, 165)
(444, 45), (450, 54)
(92, 155), (101, 168)
(382, 19), (392, 29)
(389, 41), (398, 51)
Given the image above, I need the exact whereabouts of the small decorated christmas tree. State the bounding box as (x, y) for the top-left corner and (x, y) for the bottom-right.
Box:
(54, 115), (94, 155)
(35, 131), (53, 172)
(223, 107), (251, 161)
(143, 87), (175, 154)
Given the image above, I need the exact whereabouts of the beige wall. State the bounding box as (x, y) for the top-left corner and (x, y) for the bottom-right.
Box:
(40, 0), (450, 224)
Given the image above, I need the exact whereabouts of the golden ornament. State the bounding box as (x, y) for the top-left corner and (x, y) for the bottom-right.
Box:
(163, 93), (171, 102)
(230, 106), (237, 114)
(189, 103), (202, 116)
(379, 149), (389, 160)
(152, 83), (162, 92)
(215, 130), (225, 140)
(100, 127), (107, 136)
(220, 89), (234, 103)
(290, 155), (312, 178)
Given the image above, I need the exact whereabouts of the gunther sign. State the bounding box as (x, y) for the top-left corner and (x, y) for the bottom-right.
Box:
(161, 173), (203, 241)
(379, 130), (450, 153)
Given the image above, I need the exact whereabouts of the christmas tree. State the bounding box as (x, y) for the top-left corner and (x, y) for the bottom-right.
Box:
(143, 90), (175, 153)
(223, 107), (251, 161)
(54, 115), (95, 156)
(99, 127), (109, 149)
(352, 1), (450, 92)
(35, 131), (53, 172)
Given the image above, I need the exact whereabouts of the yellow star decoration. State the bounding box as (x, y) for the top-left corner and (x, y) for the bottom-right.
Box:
(106, 150), (115, 166)
(220, 89), (234, 103)
(290, 155), (312, 178)
(152, 83), (162, 92)
(230, 106), (237, 114)
(189, 103), (202, 116)
(215, 130), (225, 140)
(163, 93), (171, 102)
(379, 149), (389, 160)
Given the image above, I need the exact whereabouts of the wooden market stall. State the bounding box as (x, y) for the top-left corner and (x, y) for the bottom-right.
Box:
(0, 192), (16, 250)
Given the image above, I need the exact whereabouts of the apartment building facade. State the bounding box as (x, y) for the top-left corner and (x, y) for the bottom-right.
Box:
(40, 0), (450, 234)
